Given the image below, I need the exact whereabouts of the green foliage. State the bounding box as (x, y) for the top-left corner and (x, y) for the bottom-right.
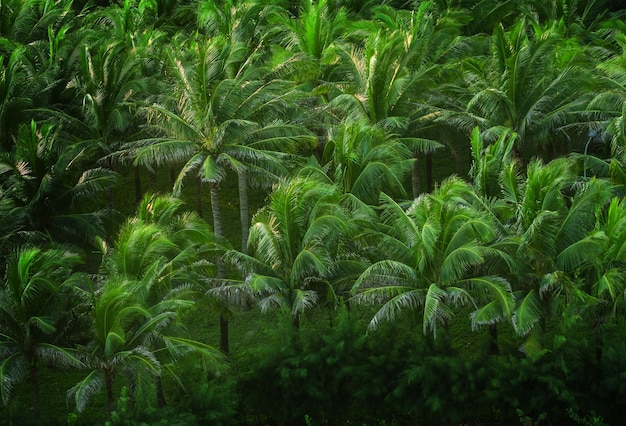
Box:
(4, 0), (626, 424)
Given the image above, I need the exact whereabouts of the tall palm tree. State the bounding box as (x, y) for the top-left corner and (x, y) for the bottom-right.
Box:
(352, 179), (515, 348)
(329, 3), (461, 194)
(130, 35), (315, 251)
(0, 246), (85, 420)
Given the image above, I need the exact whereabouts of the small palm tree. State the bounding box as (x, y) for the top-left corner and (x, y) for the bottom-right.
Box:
(504, 158), (613, 354)
(69, 194), (224, 414)
(352, 179), (515, 348)
(320, 121), (412, 204)
(0, 246), (86, 420)
(214, 176), (352, 328)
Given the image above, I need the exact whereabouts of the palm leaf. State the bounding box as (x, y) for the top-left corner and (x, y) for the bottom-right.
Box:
(68, 370), (104, 413)
(512, 290), (542, 337)
(0, 353), (27, 405)
(423, 283), (450, 337)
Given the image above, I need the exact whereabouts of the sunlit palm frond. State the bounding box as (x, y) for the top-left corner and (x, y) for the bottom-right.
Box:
(512, 289), (542, 337)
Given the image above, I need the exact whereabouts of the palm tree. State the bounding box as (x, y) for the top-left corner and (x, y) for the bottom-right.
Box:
(351, 179), (515, 349)
(498, 156), (612, 354)
(457, 18), (593, 159)
(68, 277), (165, 414)
(55, 28), (156, 210)
(130, 35), (315, 251)
(328, 3), (461, 195)
(70, 197), (224, 414)
(0, 120), (117, 251)
(318, 121), (412, 204)
(0, 48), (32, 151)
(0, 246), (85, 420)
(213, 176), (352, 328)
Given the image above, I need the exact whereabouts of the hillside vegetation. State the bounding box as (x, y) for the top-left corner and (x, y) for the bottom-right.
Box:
(1, 0), (626, 424)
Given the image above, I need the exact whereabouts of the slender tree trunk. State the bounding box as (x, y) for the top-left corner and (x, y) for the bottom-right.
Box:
(134, 166), (142, 204)
(30, 358), (40, 420)
(412, 156), (421, 198)
(209, 183), (222, 240)
(425, 153), (433, 193)
(238, 171), (249, 254)
(196, 178), (204, 218)
(488, 323), (499, 355)
(149, 170), (158, 193)
(209, 182), (229, 354)
(106, 159), (115, 211)
(105, 369), (115, 414)
(220, 314), (229, 355)
(292, 313), (300, 329)
(156, 376), (166, 408)
(169, 167), (177, 187)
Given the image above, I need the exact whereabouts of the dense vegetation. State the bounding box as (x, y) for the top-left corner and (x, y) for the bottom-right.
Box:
(1, 0), (626, 424)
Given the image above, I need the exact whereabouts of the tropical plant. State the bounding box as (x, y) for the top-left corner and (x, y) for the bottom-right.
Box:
(0, 120), (117, 251)
(70, 197), (225, 414)
(0, 246), (86, 420)
(129, 35), (315, 250)
(213, 176), (352, 328)
(352, 179), (515, 348)
(456, 18), (593, 159)
(318, 121), (412, 204)
(499, 157), (612, 354)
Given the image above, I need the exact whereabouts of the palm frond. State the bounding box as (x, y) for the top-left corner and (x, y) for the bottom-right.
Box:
(68, 370), (104, 413)
(423, 283), (451, 337)
(512, 290), (542, 337)
(0, 353), (27, 405)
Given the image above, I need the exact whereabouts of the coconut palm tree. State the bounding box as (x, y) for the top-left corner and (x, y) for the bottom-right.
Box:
(498, 156), (612, 354)
(0, 120), (117, 251)
(213, 176), (352, 328)
(328, 3), (463, 194)
(456, 18), (593, 159)
(351, 179), (515, 349)
(0, 48), (32, 151)
(68, 278), (166, 414)
(130, 35), (315, 246)
(70, 197), (224, 414)
(0, 246), (86, 420)
(318, 121), (412, 204)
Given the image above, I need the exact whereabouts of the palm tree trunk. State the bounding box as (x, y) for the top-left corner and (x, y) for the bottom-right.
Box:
(105, 369), (115, 414)
(134, 166), (142, 204)
(169, 167), (177, 187)
(196, 178), (204, 218)
(220, 314), (229, 354)
(30, 358), (40, 420)
(488, 323), (499, 355)
(238, 171), (249, 254)
(156, 376), (166, 408)
(412, 156), (421, 198)
(209, 183), (222, 239)
(106, 159), (115, 211)
(209, 182), (229, 354)
(425, 153), (433, 193)
(149, 169), (158, 193)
